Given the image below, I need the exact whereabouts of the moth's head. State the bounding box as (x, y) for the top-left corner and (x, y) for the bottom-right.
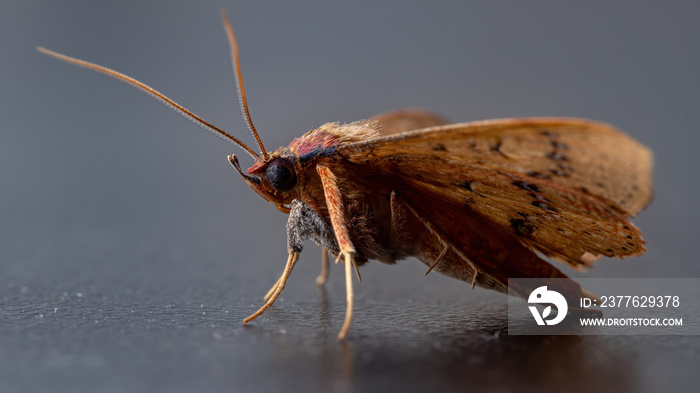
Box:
(228, 149), (299, 214)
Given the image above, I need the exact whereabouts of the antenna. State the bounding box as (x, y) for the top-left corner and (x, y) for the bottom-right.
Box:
(37, 42), (260, 159)
(221, 9), (268, 160)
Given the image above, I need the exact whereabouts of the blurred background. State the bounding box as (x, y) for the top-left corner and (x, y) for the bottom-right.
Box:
(1, 1), (698, 392)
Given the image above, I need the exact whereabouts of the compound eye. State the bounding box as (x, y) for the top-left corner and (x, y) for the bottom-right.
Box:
(266, 157), (297, 191)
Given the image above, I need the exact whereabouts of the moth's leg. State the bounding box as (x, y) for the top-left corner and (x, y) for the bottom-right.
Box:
(263, 274), (283, 302)
(317, 164), (358, 340)
(266, 247), (328, 300)
(243, 252), (299, 324)
(391, 191), (481, 280)
(339, 250), (355, 340)
(250, 199), (338, 321)
(425, 245), (449, 276)
(316, 248), (330, 286)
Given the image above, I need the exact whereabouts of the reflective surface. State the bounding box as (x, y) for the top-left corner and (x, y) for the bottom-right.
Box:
(1, 265), (697, 392)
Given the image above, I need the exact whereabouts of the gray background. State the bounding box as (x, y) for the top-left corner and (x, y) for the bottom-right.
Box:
(2, 1), (699, 392)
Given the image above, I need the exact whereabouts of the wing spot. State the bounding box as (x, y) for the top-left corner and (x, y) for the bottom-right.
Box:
(557, 163), (574, 171)
(510, 218), (536, 236)
(457, 181), (473, 191)
(432, 143), (447, 151)
(551, 141), (568, 150)
(532, 201), (558, 212)
(497, 170), (517, 179)
(527, 171), (551, 180)
(490, 139), (507, 157)
(547, 151), (569, 161)
(512, 181), (540, 193)
(532, 193), (548, 202)
(622, 246), (628, 251)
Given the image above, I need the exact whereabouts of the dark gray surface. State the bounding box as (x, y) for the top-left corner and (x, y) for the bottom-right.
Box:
(2, 1), (699, 392)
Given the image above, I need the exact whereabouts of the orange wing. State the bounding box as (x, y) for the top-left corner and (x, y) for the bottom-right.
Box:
(339, 117), (653, 270)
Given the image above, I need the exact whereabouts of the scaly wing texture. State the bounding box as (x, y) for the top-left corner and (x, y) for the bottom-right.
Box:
(339, 118), (653, 270)
(370, 109), (448, 136)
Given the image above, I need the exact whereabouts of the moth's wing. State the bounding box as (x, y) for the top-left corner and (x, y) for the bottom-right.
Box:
(339, 118), (653, 270)
(403, 187), (593, 301)
(370, 109), (448, 136)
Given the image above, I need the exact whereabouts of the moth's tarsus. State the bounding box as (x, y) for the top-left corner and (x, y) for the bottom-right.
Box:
(243, 252), (299, 325)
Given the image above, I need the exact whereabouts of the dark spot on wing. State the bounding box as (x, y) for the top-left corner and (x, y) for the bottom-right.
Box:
(557, 163), (574, 172)
(497, 170), (517, 179)
(490, 139), (507, 157)
(457, 181), (473, 191)
(542, 130), (569, 160)
(527, 171), (551, 180)
(510, 218), (536, 236)
(512, 181), (540, 193)
(551, 141), (568, 150)
(549, 163), (573, 177)
(547, 151), (568, 161)
(549, 169), (569, 177)
(532, 201), (558, 212)
(432, 143), (447, 151)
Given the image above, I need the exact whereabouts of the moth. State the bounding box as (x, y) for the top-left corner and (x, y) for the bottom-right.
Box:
(39, 11), (653, 340)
